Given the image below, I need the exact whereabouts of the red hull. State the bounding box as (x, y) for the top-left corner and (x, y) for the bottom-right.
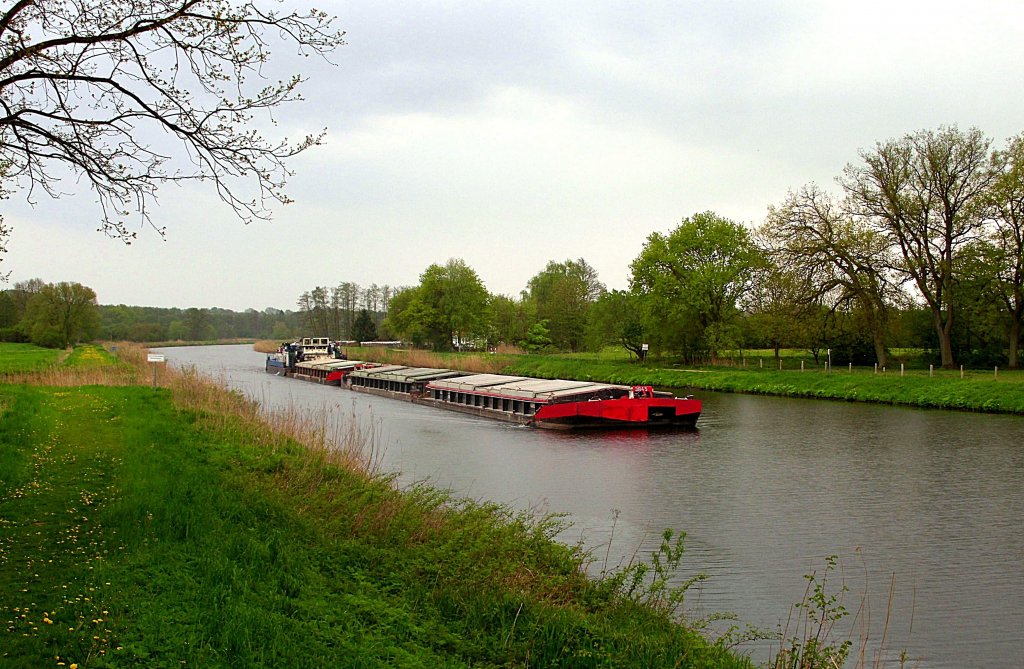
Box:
(532, 397), (701, 429)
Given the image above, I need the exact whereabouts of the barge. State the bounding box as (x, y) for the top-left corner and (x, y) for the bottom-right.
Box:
(265, 341), (701, 429)
(265, 337), (349, 378)
(348, 366), (701, 430)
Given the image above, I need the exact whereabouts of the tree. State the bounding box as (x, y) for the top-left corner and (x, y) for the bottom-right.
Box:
(743, 265), (820, 361)
(381, 286), (430, 346)
(8, 276), (43, 315)
(762, 184), (900, 367)
(333, 282), (360, 338)
(521, 320), (554, 353)
(0, 160), (10, 280)
(951, 240), (1007, 365)
(0, 287), (20, 340)
(525, 258), (605, 352)
(586, 289), (646, 358)
(0, 289), (15, 327)
(384, 261), (489, 350)
(20, 281), (99, 348)
(183, 307), (213, 341)
(418, 259), (489, 350)
(488, 293), (532, 349)
(270, 321), (292, 341)
(984, 133), (1024, 368)
(630, 211), (763, 360)
(297, 287), (334, 337)
(0, 0), (345, 262)
(351, 308), (377, 343)
(842, 126), (995, 368)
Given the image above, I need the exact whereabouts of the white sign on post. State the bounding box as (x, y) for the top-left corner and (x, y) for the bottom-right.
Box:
(147, 353), (166, 386)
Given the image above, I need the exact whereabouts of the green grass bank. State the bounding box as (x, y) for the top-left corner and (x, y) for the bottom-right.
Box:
(501, 356), (1024, 414)
(337, 345), (1024, 415)
(1, 346), (753, 668)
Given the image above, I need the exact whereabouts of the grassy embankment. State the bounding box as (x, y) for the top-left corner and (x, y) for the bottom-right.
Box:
(329, 345), (1024, 415)
(1, 342), (752, 668)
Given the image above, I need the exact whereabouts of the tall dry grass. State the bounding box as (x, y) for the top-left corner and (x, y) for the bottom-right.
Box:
(166, 364), (385, 476)
(253, 339), (282, 353)
(143, 350), (384, 477)
(0, 366), (142, 386)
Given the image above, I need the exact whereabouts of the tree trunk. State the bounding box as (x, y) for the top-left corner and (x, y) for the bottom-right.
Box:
(1008, 317), (1021, 370)
(873, 330), (889, 369)
(862, 303), (889, 368)
(935, 309), (956, 369)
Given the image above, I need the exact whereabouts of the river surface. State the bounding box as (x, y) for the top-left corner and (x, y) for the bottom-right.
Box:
(157, 345), (1024, 668)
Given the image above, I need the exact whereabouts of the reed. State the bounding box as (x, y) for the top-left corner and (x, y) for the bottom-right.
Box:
(252, 339), (281, 353)
(767, 555), (918, 669)
(129, 346), (384, 478)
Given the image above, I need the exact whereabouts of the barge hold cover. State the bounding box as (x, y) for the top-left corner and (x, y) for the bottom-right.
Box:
(426, 373), (701, 429)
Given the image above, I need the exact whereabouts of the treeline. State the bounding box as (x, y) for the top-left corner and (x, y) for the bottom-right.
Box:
(98, 304), (301, 342)
(1, 278), (302, 345)
(326, 125), (1022, 370)
(295, 282), (393, 342)
(0, 279), (100, 348)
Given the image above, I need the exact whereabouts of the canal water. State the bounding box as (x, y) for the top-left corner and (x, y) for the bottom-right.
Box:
(157, 345), (1024, 668)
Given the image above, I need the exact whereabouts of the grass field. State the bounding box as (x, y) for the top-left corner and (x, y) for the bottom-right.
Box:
(0, 343), (64, 374)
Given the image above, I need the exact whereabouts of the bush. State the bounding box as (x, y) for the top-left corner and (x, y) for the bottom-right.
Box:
(0, 325), (27, 343)
(28, 323), (64, 348)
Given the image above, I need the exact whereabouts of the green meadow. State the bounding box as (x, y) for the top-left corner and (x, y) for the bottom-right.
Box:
(0, 343), (64, 374)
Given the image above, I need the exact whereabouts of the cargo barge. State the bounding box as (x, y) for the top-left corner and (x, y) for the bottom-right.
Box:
(266, 340), (701, 430)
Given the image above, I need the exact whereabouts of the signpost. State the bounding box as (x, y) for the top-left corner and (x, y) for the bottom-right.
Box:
(640, 343), (649, 362)
(147, 353), (166, 386)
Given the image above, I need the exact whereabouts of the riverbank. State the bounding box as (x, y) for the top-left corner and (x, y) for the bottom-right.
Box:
(0, 344), (754, 668)
(334, 346), (1024, 415)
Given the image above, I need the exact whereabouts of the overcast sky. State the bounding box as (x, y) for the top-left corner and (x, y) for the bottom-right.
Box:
(5, 0), (1024, 311)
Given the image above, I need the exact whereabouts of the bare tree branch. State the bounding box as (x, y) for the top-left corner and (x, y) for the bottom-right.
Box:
(0, 0), (345, 269)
